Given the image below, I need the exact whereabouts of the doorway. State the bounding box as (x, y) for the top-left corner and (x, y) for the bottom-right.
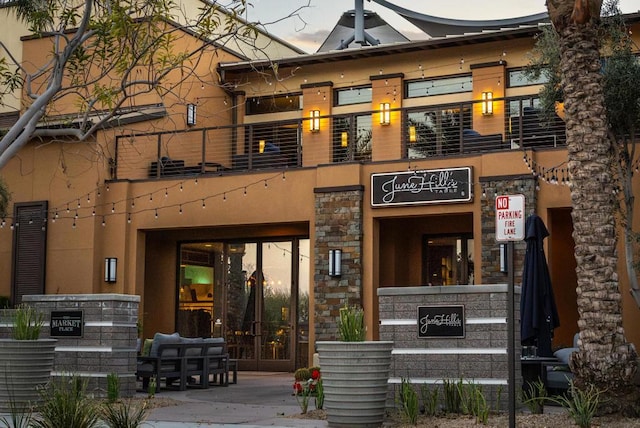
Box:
(177, 238), (309, 372)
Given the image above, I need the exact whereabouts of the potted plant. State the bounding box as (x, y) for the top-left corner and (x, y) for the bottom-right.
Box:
(316, 304), (393, 428)
(0, 303), (57, 413)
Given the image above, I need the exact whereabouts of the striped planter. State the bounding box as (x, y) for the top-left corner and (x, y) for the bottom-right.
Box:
(0, 339), (57, 413)
(317, 341), (393, 428)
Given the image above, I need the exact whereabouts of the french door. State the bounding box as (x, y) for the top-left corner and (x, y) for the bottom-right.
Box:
(225, 238), (308, 371)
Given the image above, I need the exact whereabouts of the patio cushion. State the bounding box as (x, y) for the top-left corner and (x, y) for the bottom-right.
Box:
(181, 336), (205, 356)
(141, 339), (153, 356)
(553, 347), (577, 365)
(150, 332), (181, 357)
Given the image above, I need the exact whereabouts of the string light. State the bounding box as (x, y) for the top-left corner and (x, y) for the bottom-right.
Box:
(9, 171), (282, 231)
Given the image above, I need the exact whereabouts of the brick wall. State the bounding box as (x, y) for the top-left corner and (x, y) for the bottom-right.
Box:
(378, 285), (521, 410)
(0, 294), (140, 397)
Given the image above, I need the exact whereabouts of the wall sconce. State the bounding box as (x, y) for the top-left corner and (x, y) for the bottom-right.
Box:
(341, 132), (348, 147)
(408, 126), (417, 143)
(328, 249), (342, 277)
(481, 92), (493, 115)
(104, 257), (117, 283)
(259, 140), (266, 153)
(379, 103), (390, 125)
(310, 110), (320, 132)
(186, 103), (197, 126)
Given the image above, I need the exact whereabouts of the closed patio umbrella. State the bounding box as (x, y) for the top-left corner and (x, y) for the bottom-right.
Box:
(520, 213), (560, 357)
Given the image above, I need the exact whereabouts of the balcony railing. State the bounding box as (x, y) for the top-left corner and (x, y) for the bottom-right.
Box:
(113, 97), (566, 181)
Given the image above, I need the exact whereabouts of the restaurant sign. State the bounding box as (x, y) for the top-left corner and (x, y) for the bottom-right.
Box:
(50, 310), (84, 337)
(418, 305), (465, 338)
(371, 167), (472, 207)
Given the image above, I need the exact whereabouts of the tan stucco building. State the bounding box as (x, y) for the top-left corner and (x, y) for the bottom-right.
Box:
(1, 5), (639, 373)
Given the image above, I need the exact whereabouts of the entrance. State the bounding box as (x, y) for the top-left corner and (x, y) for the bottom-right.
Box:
(177, 238), (309, 372)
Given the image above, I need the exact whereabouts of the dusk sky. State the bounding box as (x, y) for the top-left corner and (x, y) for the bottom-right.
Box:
(244, 0), (640, 53)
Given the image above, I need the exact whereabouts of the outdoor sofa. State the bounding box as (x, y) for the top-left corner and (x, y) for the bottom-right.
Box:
(136, 332), (231, 392)
(545, 333), (579, 392)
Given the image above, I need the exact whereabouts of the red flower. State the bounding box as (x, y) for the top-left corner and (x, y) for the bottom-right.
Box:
(311, 369), (320, 380)
(293, 382), (303, 394)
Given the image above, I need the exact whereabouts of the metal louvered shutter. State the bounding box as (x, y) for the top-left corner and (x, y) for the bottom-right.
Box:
(12, 201), (47, 305)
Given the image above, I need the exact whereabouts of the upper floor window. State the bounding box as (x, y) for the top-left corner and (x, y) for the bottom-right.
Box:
(507, 68), (549, 87)
(246, 94), (301, 115)
(406, 75), (472, 98)
(335, 86), (372, 106)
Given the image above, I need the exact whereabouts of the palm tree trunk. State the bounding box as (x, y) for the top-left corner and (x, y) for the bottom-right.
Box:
(550, 3), (637, 405)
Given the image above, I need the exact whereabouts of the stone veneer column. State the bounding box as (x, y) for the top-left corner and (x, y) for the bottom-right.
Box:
(479, 174), (535, 284)
(314, 185), (364, 342)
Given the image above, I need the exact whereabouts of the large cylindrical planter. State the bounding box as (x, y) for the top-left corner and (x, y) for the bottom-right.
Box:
(317, 341), (393, 428)
(0, 339), (57, 412)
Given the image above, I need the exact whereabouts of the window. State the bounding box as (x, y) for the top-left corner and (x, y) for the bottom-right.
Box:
(406, 75), (472, 98)
(335, 86), (372, 106)
(406, 105), (472, 158)
(246, 94), (301, 115)
(423, 235), (474, 285)
(507, 68), (549, 87)
(332, 114), (372, 162)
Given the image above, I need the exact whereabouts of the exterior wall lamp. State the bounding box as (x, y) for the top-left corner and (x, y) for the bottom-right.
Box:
(104, 257), (117, 283)
(380, 103), (390, 125)
(408, 125), (417, 143)
(329, 249), (342, 277)
(481, 92), (493, 115)
(187, 103), (197, 126)
(310, 110), (320, 132)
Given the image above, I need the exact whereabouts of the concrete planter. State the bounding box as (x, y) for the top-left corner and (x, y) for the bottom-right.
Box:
(317, 341), (393, 428)
(0, 338), (57, 412)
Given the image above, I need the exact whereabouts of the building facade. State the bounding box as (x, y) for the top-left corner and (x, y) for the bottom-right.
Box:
(1, 7), (640, 373)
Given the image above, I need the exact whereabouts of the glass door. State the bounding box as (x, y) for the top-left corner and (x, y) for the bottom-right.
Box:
(225, 239), (299, 371)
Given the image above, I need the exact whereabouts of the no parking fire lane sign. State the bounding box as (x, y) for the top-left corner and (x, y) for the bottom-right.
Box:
(495, 194), (525, 242)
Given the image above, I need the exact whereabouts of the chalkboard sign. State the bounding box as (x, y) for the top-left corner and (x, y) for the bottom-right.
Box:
(418, 305), (465, 338)
(50, 310), (84, 337)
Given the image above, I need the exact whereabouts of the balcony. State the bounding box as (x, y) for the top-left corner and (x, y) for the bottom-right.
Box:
(113, 97), (566, 181)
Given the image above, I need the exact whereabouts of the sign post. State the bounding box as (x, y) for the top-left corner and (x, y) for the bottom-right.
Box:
(495, 194), (525, 428)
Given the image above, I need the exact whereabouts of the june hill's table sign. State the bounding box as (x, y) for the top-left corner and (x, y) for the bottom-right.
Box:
(418, 305), (465, 338)
(50, 310), (84, 337)
(371, 167), (472, 207)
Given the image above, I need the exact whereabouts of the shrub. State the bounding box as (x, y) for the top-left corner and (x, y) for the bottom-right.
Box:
(521, 378), (547, 414)
(107, 372), (120, 403)
(547, 381), (602, 428)
(31, 374), (102, 428)
(420, 384), (439, 416)
(397, 377), (419, 425)
(12, 304), (44, 340)
(102, 399), (149, 428)
(443, 378), (462, 414)
(338, 304), (365, 342)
